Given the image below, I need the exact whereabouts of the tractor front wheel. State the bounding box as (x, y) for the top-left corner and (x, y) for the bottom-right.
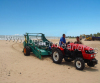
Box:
(75, 57), (85, 70)
(24, 46), (30, 56)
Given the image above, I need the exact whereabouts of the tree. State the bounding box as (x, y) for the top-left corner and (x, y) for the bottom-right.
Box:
(97, 32), (100, 37)
(69, 36), (71, 38)
(90, 34), (92, 37)
(93, 34), (97, 37)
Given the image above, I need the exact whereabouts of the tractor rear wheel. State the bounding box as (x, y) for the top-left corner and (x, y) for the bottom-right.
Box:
(75, 57), (85, 70)
(24, 46), (30, 56)
(52, 48), (63, 64)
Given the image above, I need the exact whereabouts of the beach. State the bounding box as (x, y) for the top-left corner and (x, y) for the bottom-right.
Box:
(0, 39), (100, 83)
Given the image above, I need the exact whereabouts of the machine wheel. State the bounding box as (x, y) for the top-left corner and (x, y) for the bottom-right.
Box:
(24, 46), (30, 56)
(75, 57), (85, 70)
(52, 48), (63, 64)
(64, 57), (73, 62)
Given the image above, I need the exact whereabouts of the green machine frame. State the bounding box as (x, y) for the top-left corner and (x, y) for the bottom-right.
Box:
(23, 33), (52, 59)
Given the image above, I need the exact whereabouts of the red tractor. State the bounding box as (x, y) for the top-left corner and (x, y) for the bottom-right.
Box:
(51, 42), (98, 70)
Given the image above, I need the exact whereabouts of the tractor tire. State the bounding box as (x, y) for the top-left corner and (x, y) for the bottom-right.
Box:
(64, 57), (73, 62)
(75, 57), (85, 70)
(23, 46), (30, 56)
(51, 48), (63, 64)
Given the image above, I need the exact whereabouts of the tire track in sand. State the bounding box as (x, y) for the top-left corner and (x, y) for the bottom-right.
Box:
(12, 43), (23, 53)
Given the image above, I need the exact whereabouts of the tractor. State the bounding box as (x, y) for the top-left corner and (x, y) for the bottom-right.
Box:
(23, 33), (98, 70)
(51, 42), (98, 70)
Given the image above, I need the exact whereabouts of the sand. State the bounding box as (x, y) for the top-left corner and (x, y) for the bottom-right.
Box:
(0, 39), (100, 83)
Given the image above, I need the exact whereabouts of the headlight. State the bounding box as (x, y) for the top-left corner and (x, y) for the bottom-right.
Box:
(91, 55), (93, 57)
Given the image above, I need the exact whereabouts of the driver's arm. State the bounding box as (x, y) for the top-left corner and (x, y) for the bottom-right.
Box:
(61, 41), (64, 44)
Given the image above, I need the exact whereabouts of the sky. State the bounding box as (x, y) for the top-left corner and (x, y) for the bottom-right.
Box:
(0, 0), (100, 37)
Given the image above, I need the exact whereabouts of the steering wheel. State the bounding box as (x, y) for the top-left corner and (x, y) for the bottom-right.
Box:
(67, 41), (70, 44)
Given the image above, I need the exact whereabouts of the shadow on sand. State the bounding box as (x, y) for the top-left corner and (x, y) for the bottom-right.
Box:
(61, 61), (99, 72)
(30, 53), (52, 60)
(29, 53), (99, 72)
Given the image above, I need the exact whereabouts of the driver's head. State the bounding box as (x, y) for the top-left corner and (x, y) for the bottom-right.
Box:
(76, 36), (79, 41)
(63, 34), (65, 38)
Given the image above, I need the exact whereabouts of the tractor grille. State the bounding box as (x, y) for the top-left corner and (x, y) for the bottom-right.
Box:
(85, 50), (95, 54)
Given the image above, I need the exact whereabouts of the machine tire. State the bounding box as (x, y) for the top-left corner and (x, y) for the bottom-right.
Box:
(24, 46), (30, 56)
(75, 57), (85, 70)
(52, 48), (63, 64)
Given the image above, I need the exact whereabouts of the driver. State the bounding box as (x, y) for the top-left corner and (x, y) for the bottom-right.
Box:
(74, 36), (82, 44)
(59, 34), (66, 46)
